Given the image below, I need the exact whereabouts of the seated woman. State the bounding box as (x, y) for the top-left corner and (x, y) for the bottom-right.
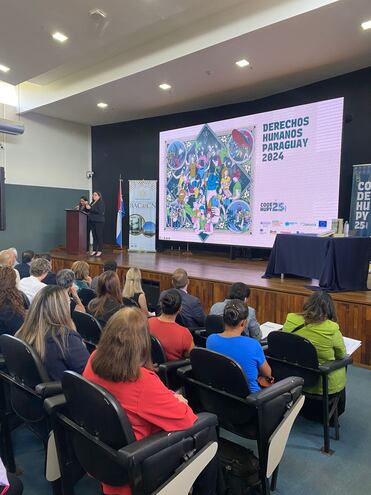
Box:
(283, 291), (347, 416)
(71, 261), (92, 290)
(87, 271), (123, 327)
(206, 300), (272, 393)
(56, 269), (85, 314)
(122, 267), (150, 314)
(148, 289), (194, 361)
(16, 286), (90, 381)
(83, 307), (216, 495)
(0, 266), (29, 336)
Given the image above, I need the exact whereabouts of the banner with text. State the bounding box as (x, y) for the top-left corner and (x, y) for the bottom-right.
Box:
(129, 180), (157, 252)
(349, 164), (371, 237)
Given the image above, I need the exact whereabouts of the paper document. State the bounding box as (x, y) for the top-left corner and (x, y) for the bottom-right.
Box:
(260, 321), (283, 339)
(343, 336), (361, 356)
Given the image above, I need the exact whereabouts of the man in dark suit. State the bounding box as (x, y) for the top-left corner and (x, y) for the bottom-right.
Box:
(14, 250), (34, 279)
(159, 268), (205, 329)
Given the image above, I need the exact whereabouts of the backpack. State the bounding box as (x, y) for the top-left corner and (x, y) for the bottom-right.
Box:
(218, 438), (260, 494)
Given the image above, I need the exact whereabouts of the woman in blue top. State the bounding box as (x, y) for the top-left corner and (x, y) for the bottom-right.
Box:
(206, 299), (272, 393)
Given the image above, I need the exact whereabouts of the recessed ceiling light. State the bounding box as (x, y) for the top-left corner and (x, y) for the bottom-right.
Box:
(97, 102), (108, 108)
(159, 83), (172, 90)
(235, 59), (250, 68)
(52, 32), (69, 43)
(0, 64), (10, 73)
(361, 19), (371, 30)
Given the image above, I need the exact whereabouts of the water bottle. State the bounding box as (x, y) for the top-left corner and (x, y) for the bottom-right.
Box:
(344, 221), (349, 237)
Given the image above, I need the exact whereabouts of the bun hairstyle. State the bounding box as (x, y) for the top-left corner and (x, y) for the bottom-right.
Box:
(160, 289), (182, 315)
(223, 299), (248, 327)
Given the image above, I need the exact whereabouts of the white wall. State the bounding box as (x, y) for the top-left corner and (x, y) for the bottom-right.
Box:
(0, 104), (91, 191)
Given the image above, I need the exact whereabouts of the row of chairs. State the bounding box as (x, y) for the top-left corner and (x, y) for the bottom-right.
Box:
(71, 310), (352, 454)
(0, 333), (304, 495)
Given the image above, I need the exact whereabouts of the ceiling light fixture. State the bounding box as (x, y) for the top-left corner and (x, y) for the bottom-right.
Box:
(97, 102), (108, 108)
(159, 83), (172, 90)
(235, 59), (250, 68)
(0, 64), (10, 73)
(52, 32), (69, 43)
(361, 19), (371, 30)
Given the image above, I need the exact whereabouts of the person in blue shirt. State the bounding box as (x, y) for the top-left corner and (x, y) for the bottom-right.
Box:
(206, 299), (272, 393)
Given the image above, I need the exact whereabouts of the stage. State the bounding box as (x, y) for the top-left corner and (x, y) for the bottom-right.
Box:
(51, 247), (371, 367)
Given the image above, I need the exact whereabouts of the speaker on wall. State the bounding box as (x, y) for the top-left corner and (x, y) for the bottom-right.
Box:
(0, 167), (5, 231)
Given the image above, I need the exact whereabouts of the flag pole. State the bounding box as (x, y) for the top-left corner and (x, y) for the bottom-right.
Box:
(113, 174), (126, 252)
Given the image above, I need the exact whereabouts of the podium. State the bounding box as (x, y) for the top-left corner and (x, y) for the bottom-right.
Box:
(65, 209), (88, 255)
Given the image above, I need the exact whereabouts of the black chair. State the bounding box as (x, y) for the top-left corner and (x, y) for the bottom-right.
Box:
(44, 371), (218, 495)
(0, 353), (16, 472)
(72, 311), (102, 353)
(193, 329), (207, 348)
(77, 288), (96, 308)
(0, 335), (62, 491)
(205, 315), (224, 336)
(150, 335), (190, 391)
(266, 331), (352, 454)
(178, 348), (304, 495)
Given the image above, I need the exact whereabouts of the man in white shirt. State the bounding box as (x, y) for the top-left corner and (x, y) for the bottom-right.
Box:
(19, 258), (51, 304)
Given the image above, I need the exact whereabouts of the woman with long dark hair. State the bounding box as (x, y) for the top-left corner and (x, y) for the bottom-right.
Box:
(88, 271), (123, 327)
(86, 191), (105, 257)
(0, 266), (28, 336)
(283, 291), (347, 416)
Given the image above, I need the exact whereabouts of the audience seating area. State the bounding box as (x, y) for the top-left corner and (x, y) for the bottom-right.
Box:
(0, 249), (369, 495)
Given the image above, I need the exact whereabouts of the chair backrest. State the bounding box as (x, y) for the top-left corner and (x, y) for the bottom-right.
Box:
(190, 348), (251, 397)
(184, 348), (254, 429)
(205, 315), (224, 336)
(72, 312), (102, 349)
(267, 331), (319, 386)
(0, 334), (49, 387)
(61, 371), (136, 486)
(77, 288), (96, 308)
(175, 313), (187, 327)
(0, 334), (50, 426)
(151, 335), (167, 365)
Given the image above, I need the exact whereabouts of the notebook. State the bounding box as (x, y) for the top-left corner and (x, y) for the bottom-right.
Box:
(342, 336), (362, 356)
(260, 321), (283, 340)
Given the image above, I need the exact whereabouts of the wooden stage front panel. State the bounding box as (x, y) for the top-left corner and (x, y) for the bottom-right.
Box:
(51, 249), (371, 367)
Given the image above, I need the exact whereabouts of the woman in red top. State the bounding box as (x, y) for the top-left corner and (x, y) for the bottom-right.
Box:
(83, 307), (216, 495)
(148, 289), (194, 361)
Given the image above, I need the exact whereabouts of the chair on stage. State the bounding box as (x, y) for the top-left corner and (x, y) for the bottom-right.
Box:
(150, 335), (190, 391)
(44, 371), (218, 495)
(77, 288), (96, 308)
(266, 331), (352, 454)
(72, 311), (102, 353)
(0, 335), (62, 492)
(178, 348), (304, 495)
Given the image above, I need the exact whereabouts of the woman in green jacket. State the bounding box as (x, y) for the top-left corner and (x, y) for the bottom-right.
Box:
(283, 291), (347, 417)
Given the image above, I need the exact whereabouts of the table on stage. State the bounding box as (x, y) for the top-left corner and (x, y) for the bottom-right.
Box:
(263, 234), (371, 291)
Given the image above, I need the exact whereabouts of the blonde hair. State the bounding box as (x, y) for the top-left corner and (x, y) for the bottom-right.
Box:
(0, 250), (14, 267)
(71, 261), (90, 281)
(122, 267), (143, 298)
(92, 307), (152, 382)
(16, 285), (76, 361)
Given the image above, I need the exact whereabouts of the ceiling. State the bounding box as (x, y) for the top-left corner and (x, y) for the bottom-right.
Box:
(0, 0), (370, 125)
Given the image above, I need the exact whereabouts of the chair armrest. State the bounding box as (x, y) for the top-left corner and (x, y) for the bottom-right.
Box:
(0, 355), (6, 371)
(245, 377), (303, 406)
(43, 394), (67, 415)
(176, 364), (192, 378)
(158, 359), (190, 373)
(118, 414), (217, 465)
(35, 381), (63, 398)
(319, 355), (353, 373)
(193, 329), (206, 336)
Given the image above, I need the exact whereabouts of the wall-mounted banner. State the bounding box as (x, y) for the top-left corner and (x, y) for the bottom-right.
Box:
(349, 164), (371, 237)
(129, 180), (157, 252)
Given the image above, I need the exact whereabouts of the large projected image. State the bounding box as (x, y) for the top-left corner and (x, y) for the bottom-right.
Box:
(159, 98), (344, 248)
